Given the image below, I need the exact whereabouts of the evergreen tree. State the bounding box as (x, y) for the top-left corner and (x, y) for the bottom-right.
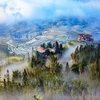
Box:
(60, 44), (63, 51)
(79, 63), (84, 75)
(28, 52), (30, 62)
(71, 64), (79, 74)
(41, 43), (46, 49)
(47, 42), (52, 48)
(7, 69), (10, 85)
(22, 69), (28, 86)
(65, 62), (70, 72)
(79, 45), (83, 52)
(3, 79), (6, 89)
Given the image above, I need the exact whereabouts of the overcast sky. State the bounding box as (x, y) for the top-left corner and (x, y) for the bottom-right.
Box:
(0, 0), (100, 24)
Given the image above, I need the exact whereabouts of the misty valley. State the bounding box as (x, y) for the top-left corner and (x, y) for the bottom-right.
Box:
(0, 0), (100, 99)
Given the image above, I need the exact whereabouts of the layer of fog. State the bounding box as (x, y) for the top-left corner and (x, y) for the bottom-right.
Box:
(1, 61), (28, 81)
(0, 91), (100, 100)
(58, 45), (79, 70)
(0, 44), (100, 100)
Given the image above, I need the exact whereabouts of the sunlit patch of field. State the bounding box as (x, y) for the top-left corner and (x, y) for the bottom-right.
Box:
(7, 56), (23, 63)
(70, 40), (79, 45)
(63, 40), (79, 48)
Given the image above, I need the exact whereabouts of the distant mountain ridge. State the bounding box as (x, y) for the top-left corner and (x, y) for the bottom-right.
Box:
(0, 16), (100, 42)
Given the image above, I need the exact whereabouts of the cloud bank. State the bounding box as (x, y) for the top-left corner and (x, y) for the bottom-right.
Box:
(0, 0), (100, 24)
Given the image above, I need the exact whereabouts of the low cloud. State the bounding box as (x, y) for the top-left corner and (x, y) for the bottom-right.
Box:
(0, 0), (100, 24)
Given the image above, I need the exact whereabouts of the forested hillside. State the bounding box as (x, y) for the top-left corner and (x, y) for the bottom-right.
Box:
(71, 44), (100, 80)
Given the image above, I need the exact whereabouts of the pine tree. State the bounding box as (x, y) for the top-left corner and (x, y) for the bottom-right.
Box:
(22, 69), (28, 86)
(65, 62), (70, 72)
(41, 43), (46, 49)
(3, 79), (6, 89)
(60, 44), (63, 51)
(28, 52), (30, 62)
(7, 69), (10, 85)
(71, 64), (79, 74)
(79, 63), (84, 75)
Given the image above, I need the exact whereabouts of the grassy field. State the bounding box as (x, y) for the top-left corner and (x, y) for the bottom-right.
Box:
(63, 40), (79, 48)
(7, 56), (23, 63)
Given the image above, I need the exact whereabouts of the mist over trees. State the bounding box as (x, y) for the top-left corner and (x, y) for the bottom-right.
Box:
(0, 43), (100, 100)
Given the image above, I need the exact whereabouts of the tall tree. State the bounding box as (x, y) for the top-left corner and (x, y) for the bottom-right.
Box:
(7, 69), (10, 85)
(22, 69), (28, 86)
(65, 62), (70, 72)
(3, 79), (6, 89)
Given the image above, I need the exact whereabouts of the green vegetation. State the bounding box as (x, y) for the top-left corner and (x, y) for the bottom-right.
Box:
(0, 43), (100, 100)
(34, 95), (42, 100)
(71, 44), (100, 80)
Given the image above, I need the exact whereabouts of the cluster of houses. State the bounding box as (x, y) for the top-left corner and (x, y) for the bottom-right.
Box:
(36, 41), (60, 58)
(77, 33), (94, 42)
